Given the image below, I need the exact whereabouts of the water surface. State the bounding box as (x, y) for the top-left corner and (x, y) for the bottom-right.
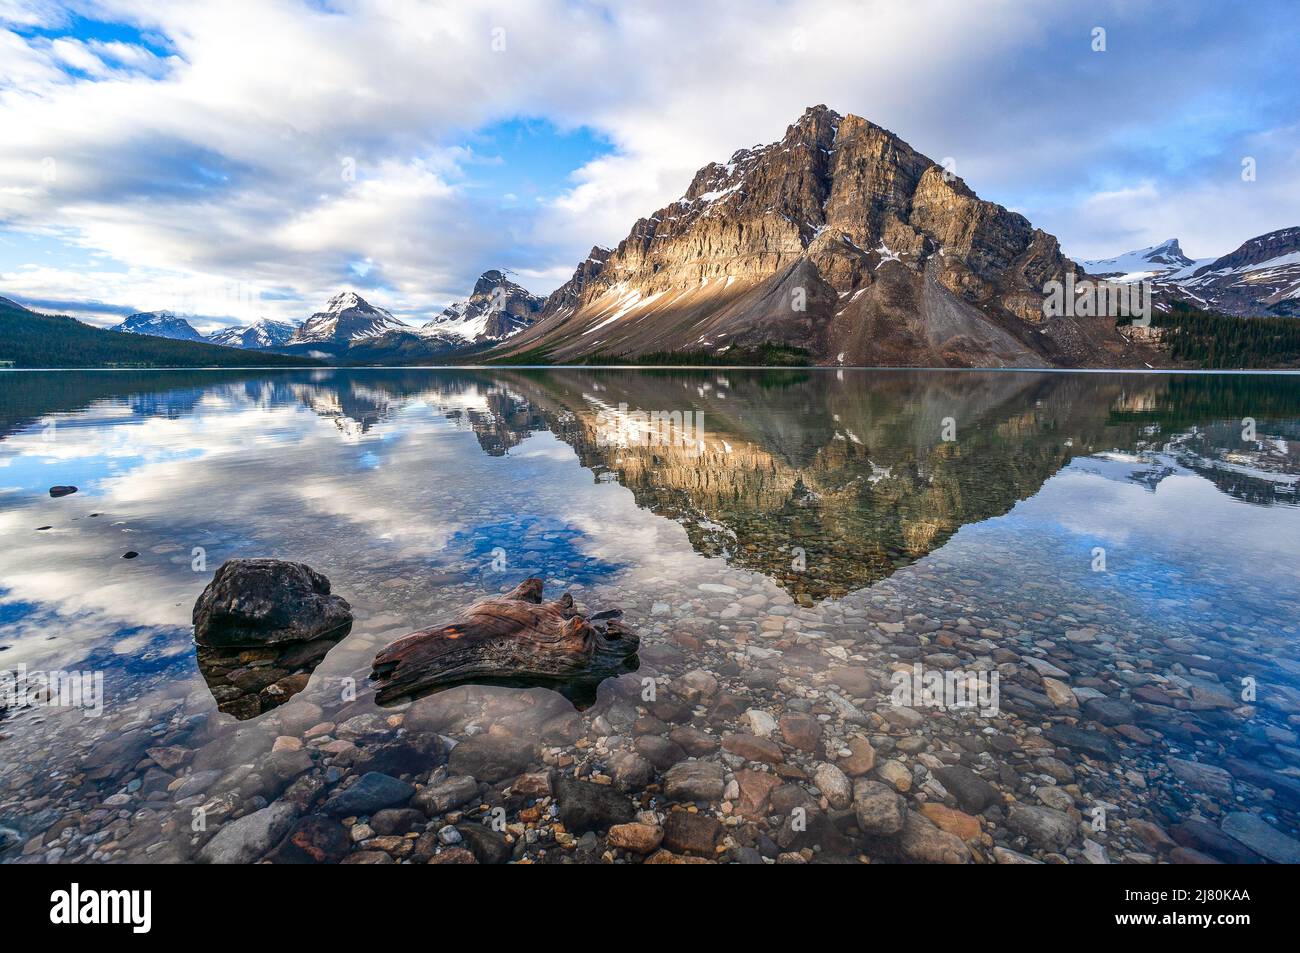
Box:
(2, 368), (1299, 864)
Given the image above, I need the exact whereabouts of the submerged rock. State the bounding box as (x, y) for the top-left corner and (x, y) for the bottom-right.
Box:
(554, 777), (634, 832)
(192, 558), (353, 647)
(323, 772), (415, 816)
(1221, 812), (1300, 864)
(198, 801), (297, 864)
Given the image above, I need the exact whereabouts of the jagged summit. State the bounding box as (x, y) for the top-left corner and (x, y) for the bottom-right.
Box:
(325, 291), (369, 312)
(419, 270), (544, 343)
(207, 317), (299, 349)
(496, 103), (1148, 368)
(1171, 226), (1300, 316)
(289, 291), (408, 345)
(1083, 239), (1197, 280)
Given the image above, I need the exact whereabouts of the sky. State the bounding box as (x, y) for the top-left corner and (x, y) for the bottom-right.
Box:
(0, 0), (1297, 333)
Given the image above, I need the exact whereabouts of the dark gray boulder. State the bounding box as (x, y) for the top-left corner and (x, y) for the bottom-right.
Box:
(193, 558), (352, 647)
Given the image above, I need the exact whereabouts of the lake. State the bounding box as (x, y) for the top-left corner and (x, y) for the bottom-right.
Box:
(2, 367), (1299, 864)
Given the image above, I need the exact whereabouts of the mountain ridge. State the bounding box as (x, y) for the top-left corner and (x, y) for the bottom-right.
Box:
(0, 298), (320, 368)
(206, 318), (299, 349)
(1085, 226), (1300, 317)
(111, 310), (206, 342)
(490, 105), (1159, 368)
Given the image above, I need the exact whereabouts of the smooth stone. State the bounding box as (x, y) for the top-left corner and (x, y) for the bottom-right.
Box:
(898, 811), (971, 864)
(812, 762), (852, 809)
(1220, 812), (1300, 864)
(852, 778), (905, 836)
(722, 732), (783, 764)
(198, 802), (297, 864)
(1008, 803), (1076, 852)
(933, 765), (999, 813)
(554, 777), (634, 832)
(607, 822), (663, 853)
(663, 761), (726, 802)
(414, 775), (478, 815)
(662, 811), (722, 856)
(323, 772), (415, 816)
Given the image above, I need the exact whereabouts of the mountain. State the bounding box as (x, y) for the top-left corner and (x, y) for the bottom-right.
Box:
(206, 318), (299, 349)
(276, 275), (546, 364)
(1082, 239), (1199, 281)
(1084, 227), (1300, 318)
(1162, 227), (1300, 317)
(288, 291), (410, 345)
(418, 270), (544, 346)
(110, 310), (205, 342)
(536, 247), (611, 322)
(493, 105), (1158, 368)
(0, 297), (319, 369)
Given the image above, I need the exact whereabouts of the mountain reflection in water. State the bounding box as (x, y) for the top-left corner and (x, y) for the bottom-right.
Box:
(1, 367), (1299, 864)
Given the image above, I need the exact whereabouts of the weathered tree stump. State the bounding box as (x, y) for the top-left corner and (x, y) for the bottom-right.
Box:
(370, 578), (638, 703)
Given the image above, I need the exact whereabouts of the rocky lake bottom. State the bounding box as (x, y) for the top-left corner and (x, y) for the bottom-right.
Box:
(2, 367), (1299, 865)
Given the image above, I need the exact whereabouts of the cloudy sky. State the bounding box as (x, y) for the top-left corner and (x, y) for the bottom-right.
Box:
(1, 0), (1297, 332)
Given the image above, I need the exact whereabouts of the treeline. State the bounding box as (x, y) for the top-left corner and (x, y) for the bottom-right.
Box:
(0, 299), (319, 368)
(1151, 301), (1300, 368)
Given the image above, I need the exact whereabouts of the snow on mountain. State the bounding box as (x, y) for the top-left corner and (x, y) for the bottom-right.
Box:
(1082, 239), (1198, 282)
(206, 318), (299, 349)
(288, 291), (410, 345)
(1165, 228), (1300, 316)
(110, 310), (205, 342)
(418, 271), (544, 344)
(1081, 229), (1300, 316)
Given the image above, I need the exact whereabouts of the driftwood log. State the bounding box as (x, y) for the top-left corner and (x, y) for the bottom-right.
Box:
(370, 578), (638, 703)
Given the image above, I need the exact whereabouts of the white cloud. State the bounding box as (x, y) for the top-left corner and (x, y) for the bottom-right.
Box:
(0, 0), (1296, 326)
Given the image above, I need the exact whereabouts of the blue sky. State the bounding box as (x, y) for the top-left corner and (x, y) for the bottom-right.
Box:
(1, 0), (1297, 332)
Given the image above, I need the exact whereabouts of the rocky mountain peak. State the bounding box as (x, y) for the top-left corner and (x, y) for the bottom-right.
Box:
(206, 317), (299, 350)
(1149, 238), (1189, 262)
(325, 290), (371, 313)
(497, 103), (1147, 368)
(290, 291), (406, 345)
(111, 310), (205, 342)
(419, 270), (544, 344)
(1164, 225), (1300, 317)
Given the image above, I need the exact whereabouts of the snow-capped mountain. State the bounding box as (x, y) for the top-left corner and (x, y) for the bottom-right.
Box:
(110, 310), (205, 342)
(206, 318), (299, 349)
(1082, 239), (1199, 282)
(1082, 228), (1300, 316)
(288, 291), (409, 345)
(418, 270), (544, 345)
(1164, 227), (1300, 317)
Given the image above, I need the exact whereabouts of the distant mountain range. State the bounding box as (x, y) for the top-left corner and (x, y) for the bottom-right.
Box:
(1084, 227), (1300, 317)
(109, 311), (301, 349)
(0, 297), (318, 369)
(5, 104), (1299, 369)
(270, 273), (545, 363)
(207, 318), (298, 349)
